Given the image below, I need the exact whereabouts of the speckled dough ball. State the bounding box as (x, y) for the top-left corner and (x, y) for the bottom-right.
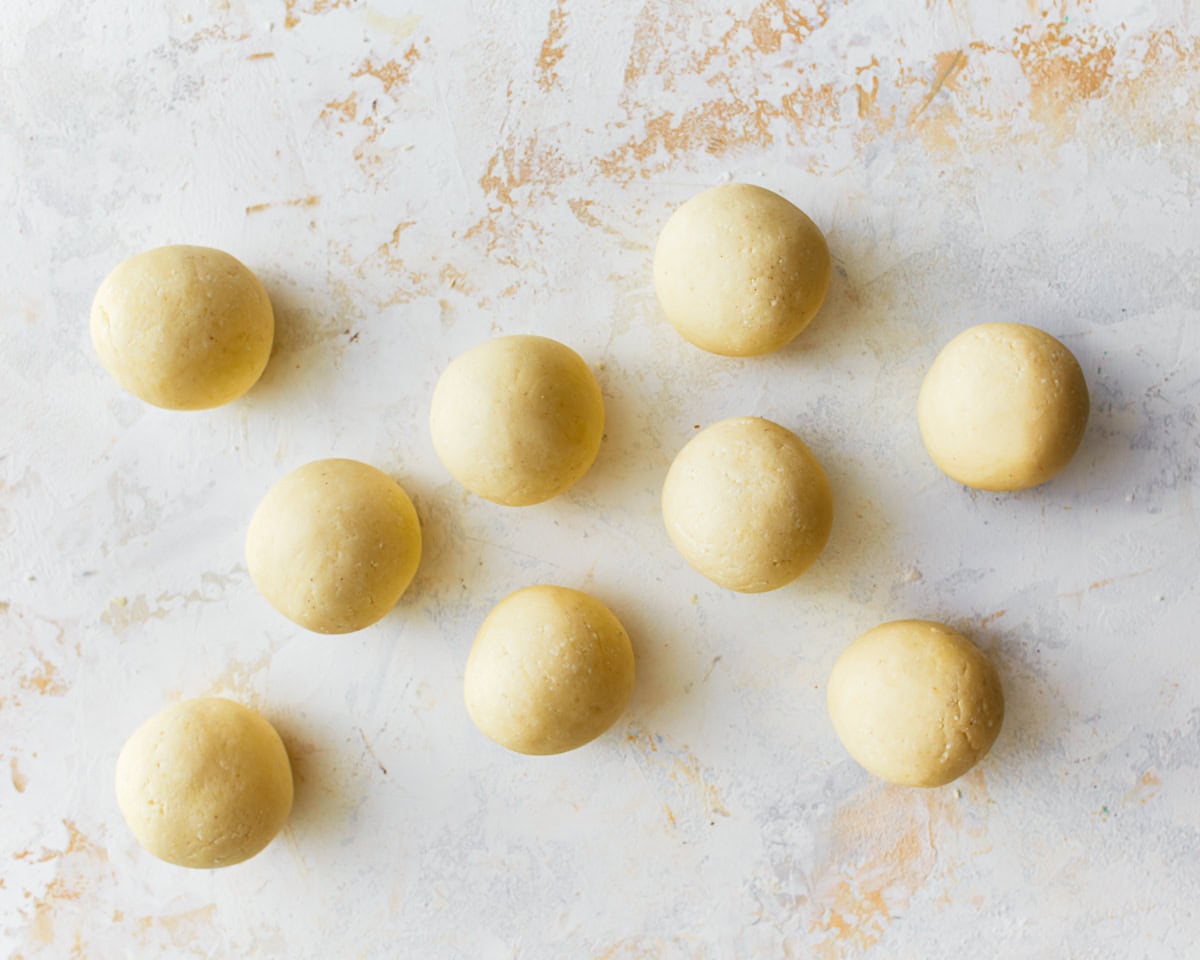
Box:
(115, 697), (293, 868)
(429, 335), (605, 506)
(90, 245), (274, 410)
(653, 183), (831, 356)
(465, 585), (635, 755)
(661, 417), (833, 593)
(918, 322), (1089, 491)
(246, 459), (422, 634)
(827, 620), (1004, 788)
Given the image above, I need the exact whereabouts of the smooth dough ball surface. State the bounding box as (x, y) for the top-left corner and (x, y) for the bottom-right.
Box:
(430, 335), (605, 506)
(827, 620), (1004, 788)
(465, 585), (635, 755)
(246, 459), (422, 634)
(653, 183), (831, 357)
(661, 417), (833, 593)
(918, 322), (1089, 491)
(115, 697), (293, 868)
(90, 245), (274, 410)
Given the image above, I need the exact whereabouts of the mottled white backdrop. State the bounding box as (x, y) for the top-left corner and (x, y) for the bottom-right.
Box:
(3, 0), (1199, 957)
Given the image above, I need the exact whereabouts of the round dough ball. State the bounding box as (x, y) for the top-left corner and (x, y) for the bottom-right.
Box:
(918, 322), (1089, 491)
(429, 335), (605, 506)
(662, 417), (833, 593)
(465, 585), (635, 755)
(653, 183), (831, 357)
(246, 458), (422, 634)
(827, 620), (1004, 788)
(90, 245), (274, 410)
(115, 697), (293, 868)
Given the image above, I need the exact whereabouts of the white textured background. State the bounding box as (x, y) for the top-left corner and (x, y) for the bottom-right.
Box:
(3, 1), (1199, 956)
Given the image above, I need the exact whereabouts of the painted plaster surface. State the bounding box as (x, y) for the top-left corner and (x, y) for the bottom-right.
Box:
(2, 0), (1200, 956)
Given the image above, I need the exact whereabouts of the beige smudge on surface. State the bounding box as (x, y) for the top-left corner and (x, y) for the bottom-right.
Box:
(10, 755), (28, 792)
(245, 195), (321, 215)
(1123, 769), (1161, 807)
(247, 51), (275, 60)
(352, 48), (422, 96)
(284, 0), (354, 30)
(21, 820), (109, 948)
(536, 0), (568, 92)
(364, 9), (421, 42)
(625, 728), (730, 821)
(102, 576), (240, 635)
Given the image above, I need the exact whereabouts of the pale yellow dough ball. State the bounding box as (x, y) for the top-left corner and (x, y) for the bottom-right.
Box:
(465, 585), (635, 755)
(661, 417), (833, 593)
(653, 183), (831, 356)
(115, 697), (293, 868)
(827, 620), (1004, 788)
(90, 245), (274, 410)
(429, 335), (605, 506)
(246, 459), (422, 634)
(918, 322), (1089, 491)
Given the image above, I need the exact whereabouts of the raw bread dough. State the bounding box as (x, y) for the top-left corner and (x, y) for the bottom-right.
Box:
(115, 697), (293, 868)
(653, 183), (831, 357)
(464, 585), (635, 755)
(90, 245), (274, 410)
(661, 417), (833, 593)
(246, 458), (422, 633)
(429, 335), (605, 506)
(918, 322), (1089, 491)
(827, 620), (1004, 788)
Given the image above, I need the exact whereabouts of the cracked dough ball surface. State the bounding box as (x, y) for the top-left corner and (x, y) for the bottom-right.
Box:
(918, 322), (1089, 491)
(115, 697), (293, 868)
(430, 335), (605, 506)
(465, 585), (635, 755)
(827, 620), (1004, 788)
(661, 417), (833, 593)
(90, 245), (274, 410)
(246, 458), (422, 634)
(653, 183), (831, 356)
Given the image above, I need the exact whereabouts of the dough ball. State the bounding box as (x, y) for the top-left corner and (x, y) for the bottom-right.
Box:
(918, 322), (1089, 491)
(465, 585), (635, 755)
(430, 335), (605, 506)
(90, 245), (274, 410)
(115, 697), (293, 868)
(653, 183), (831, 357)
(662, 417), (833, 593)
(827, 620), (1004, 788)
(246, 458), (422, 634)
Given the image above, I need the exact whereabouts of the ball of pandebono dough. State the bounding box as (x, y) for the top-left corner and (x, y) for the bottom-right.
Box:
(90, 245), (274, 410)
(827, 620), (1004, 788)
(653, 183), (831, 357)
(918, 322), (1089, 491)
(465, 585), (635, 755)
(246, 458), (422, 634)
(115, 697), (293, 868)
(429, 335), (605, 506)
(661, 417), (833, 593)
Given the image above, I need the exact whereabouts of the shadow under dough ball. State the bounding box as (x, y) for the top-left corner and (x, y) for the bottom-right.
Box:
(429, 335), (605, 506)
(827, 620), (1004, 788)
(464, 585), (635, 755)
(661, 416), (833, 593)
(115, 697), (293, 868)
(918, 322), (1090, 491)
(653, 183), (831, 357)
(246, 458), (422, 634)
(90, 245), (274, 410)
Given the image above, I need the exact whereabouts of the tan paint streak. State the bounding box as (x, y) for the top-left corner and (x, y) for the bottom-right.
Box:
(1058, 568), (1153, 600)
(536, 0), (568, 92)
(20, 650), (66, 697)
(247, 51), (275, 60)
(245, 195), (321, 215)
(321, 92), (359, 124)
(10, 756), (27, 793)
(352, 46), (422, 96)
(284, 0), (354, 30)
(912, 49), (967, 118)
